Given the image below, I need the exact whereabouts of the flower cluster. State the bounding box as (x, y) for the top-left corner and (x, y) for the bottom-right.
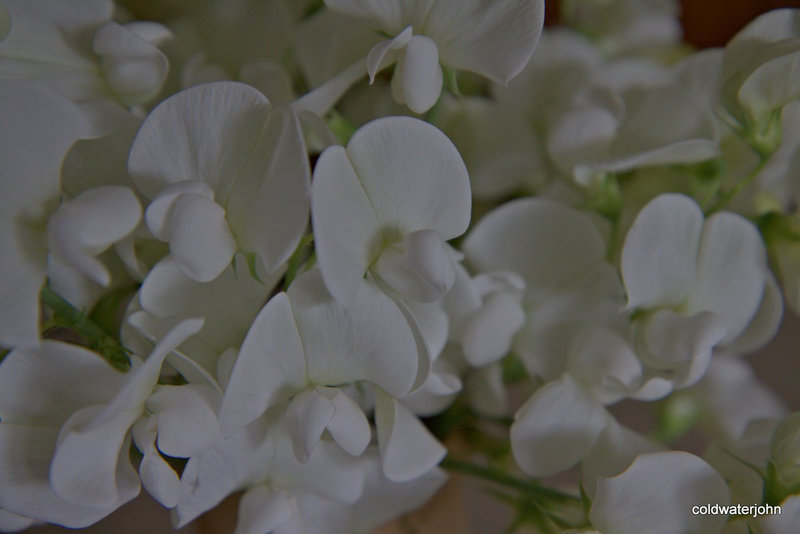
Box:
(1, 1), (800, 533)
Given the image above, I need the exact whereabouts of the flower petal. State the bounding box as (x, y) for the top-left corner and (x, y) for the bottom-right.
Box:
(131, 417), (180, 508)
(462, 290), (526, 367)
(321, 387), (371, 457)
(375, 389), (446, 482)
(50, 406), (140, 509)
(590, 451), (730, 534)
(92, 21), (168, 106)
(167, 193), (237, 283)
(128, 82), (272, 199)
(399, 35), (442, 113)
(235, 486), (293, 534)
(0, 424), (133, 528)
(510, 375), (607, 477)
(311, 145), (382, 305)
(0, 81), (87, 347)
(285, 388), (336, 463)
(373, 229), (456, 302)
(426, 0), (544, 83)
(224, 105), (310, 276)
(219, 293), (306, 436)
(323, 0), (430, 35)
(463, 198), (607, 297)
(686, 211), (768, 344)
(292, 272), (419, 397)
(345, 116), (471, 240)
(47, 185), (141, 286)
(0, 341), (125, 426)
(621, 194), (703, 309)
(148, 384), (220, 458)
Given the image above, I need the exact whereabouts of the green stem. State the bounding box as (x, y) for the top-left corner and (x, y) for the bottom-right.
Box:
(40, 286), (130, 371)
(440, 457), (580, 504)
(706, 156), (769, 215)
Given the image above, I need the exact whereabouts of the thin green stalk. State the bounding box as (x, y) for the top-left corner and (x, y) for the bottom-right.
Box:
(40, 286), (130, 371)
(440, 457), (580, 504)
(706, 156), (769, 215)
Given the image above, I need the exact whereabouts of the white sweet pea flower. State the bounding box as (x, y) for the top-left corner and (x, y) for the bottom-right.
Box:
(0, 0), (170, 134)
(547, 79), (720, 184)
(220, 269), (443, 481)
(295, 0), (544, 114)
(720, 8), (800, 155)
(0, 319), (202, 528)
(128, 81), (310, 283)
(509, 343), (651, 480)
(0, 81), (86, 347)
(124, 252), (274, 376)
(131, 382), (221, 508)
(175, 415), (366, 533)
(312, 116), (470, 306)
(444, 264), (526, 368)
(621, 193), (775, 392)
(0, 82), (136, 349)
(463, 197), (628, 381)
(589, 451), (730, 534)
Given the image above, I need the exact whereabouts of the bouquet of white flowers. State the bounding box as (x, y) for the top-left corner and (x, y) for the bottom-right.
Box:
(1, 1), (800, 532)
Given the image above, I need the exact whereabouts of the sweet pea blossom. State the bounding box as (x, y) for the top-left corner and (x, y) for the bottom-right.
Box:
(128, 81), (309, 283)
(0, 81), (141, 349)
(220, 270), (444, 482)
(0, 0), (170, 135)
(621, 193), (776, 393)
(720, 9), (800, 155)
(295, 0), (544, 114)
(312, 115), (470, 306)
(0, 319), (202, 527)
